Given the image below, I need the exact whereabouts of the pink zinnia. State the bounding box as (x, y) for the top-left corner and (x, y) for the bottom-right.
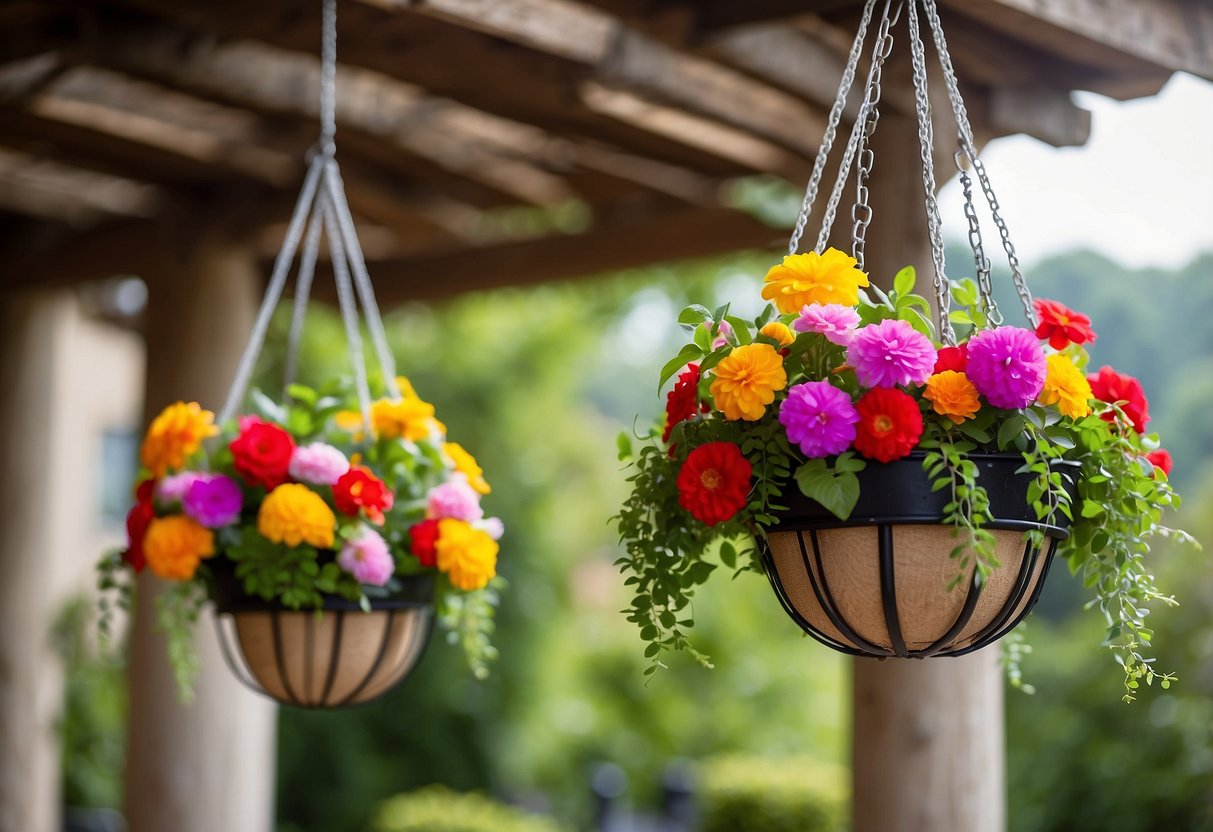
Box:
(966, 326), (1047, 409)
(337, 527), (395, 586)
(779, 381), (859, 458)
(794, 303), (861, 346)
(426, 474), (484, 522)
(847, 319), (937, 389)
(288, 442), (350, 486)
(182, 474), (242, 528)
(155, 471), (203, 506)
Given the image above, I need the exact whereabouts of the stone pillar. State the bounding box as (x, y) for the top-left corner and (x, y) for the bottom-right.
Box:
(125, 237), (278, 832)
(849, 110), (1006, 832)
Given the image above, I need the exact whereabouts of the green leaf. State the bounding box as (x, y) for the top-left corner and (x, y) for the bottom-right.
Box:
(724, 315), (752, 345)
(1080, 499), (1106, 519)
(658, 344), (704, 393)
(996, 415), (1026, 449)
(893, 265), (916, 296)
(794, 459), (861, 521)
(616, 432), (633, 461)
(677, 305), (713, 326)
(286, 383), (317, 406)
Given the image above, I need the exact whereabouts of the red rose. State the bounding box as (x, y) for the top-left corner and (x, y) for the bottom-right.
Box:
(229, 417), (295, 489)
(333, 465), (394, 524)
(122, 479), (156, 572)
(1087, 366), (1150, 434)
(853, 388), (924, 463)
(408, 518), (442, 567)
(1145, 449), (1172, 478)
(1034, 298), (1097, 351)
(934, 344), (968, 374)
(676, 441), (751, 526)
(664, 363), (708, 445)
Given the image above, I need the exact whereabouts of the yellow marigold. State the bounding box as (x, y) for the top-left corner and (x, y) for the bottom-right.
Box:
(924, 371), (982, 424)
(444, 442), (491, 495)
(761, 247), (870, 314)
(258, 483), (336, 549)
(759, 321), (795, 347)
(371, 397), (439, 442)
(144, 516), (214, 581)
(435, 519), (498, 591)
(710, 343), (788, 421)
(1039, 354), (1093, 419)
(140, 401), (217, 477)
(394, 375), (418, 400)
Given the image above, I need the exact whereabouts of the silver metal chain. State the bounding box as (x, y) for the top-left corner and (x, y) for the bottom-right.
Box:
(921, 0), (1035, 326)
(319, 0), (338, 157)
(905, 0), (953, 344)
(787, 0), (878, 255)
(956, 153), (1000, 324)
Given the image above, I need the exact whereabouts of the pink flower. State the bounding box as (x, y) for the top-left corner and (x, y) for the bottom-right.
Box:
(847, 319), (937, 389)
(155, 472), (203, 506)
(478, 517), (505, 541)
(182, 474), (242, 528)
(337, 527), (395, 586)
(288, 442), (350, 486)
(705, 319), (733, 350)
(779, 381), (859, 458)
(426, 474), (484, 522)
(793, 303), (861, 346)
(966, 327), (1047, 409)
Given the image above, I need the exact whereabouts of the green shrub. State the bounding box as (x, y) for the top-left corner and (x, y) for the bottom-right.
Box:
(697, 755), (849, 832)
(370, 785), (570, 832)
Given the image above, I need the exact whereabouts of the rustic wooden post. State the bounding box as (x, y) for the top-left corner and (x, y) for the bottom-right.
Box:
(849, 111), (1006, 832)
(124, 236), (278, 832)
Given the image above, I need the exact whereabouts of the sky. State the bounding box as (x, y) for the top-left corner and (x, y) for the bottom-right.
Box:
(938, 72), (1213, 270)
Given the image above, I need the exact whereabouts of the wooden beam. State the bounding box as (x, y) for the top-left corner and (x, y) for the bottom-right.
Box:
(944, 0), (1213, 85)
(691, 0), (861, 32)
(0, 147), (161, 224)
(385, 0), (828, 157)
(331, 205), (783, 304)
(988, 85), (1091, 147)
(0, 217), (176, 289)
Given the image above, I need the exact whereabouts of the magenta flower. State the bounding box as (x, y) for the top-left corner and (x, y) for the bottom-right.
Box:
(794, 303), (861, 346)
(779, 381), (859, 458)
(966, 326), (1047, 409)
(182, 474), (242, 528)
(155, 472), (203, 506)
(847, 319), (937, 389)
(288, 442), (349, 486)
(337, 527), (395, 586)
(426, 474), (484, 522)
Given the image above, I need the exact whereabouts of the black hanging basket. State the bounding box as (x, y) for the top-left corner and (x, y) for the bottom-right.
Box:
(210, 560), (435, 708)
(761, 452), (1074, 659)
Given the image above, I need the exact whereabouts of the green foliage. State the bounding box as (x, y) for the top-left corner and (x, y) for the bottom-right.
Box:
(154, 580), (208, 702)
(697, 755), (849, 832)
(371, 786), (571, 832)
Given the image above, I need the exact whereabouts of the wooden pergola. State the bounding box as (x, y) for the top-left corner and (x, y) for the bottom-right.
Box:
(1, 2), (1211, 831)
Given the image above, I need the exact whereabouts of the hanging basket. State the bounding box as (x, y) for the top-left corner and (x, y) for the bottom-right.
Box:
(211, 561), (435, 708)
(761, 453), (1074, 659)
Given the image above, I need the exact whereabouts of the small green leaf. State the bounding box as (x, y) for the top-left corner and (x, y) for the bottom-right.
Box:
(893, 265), (916, 296)
(658, 344), (704, 393)
(795, 459), (860, 520)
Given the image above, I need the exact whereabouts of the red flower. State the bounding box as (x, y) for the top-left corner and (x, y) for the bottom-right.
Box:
(408, 518), (442, 567)
(229, 417), (295, 489)
(1087, 365), (1150, 434)
(122, 479), (157, 572)
(934, 344), (968, 374)
(676, 441), (752, 526)
(1034, 298), (1097, 350)
(853, 388), (924, 462)
(1146, 449), (1173, 478)
(663, 363), (707, 444)
(333, 465), (394, 524)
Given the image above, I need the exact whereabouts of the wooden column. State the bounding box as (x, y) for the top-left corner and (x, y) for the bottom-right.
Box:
(125, 236), (278, 832)
(849, 111), (1006, 832)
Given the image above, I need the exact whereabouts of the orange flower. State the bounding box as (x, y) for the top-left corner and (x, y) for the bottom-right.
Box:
(759, 322), (795, 347)
(924, 371), (982, 424)
(140, 402), (217, 477)
(258, 484), (336, 549)
(143, 515), (214, 581)
(709, 344), (788, 421)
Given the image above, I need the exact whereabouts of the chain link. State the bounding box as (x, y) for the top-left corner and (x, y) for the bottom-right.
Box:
(319, 0), (338, 157)
(848, 0), (899, 270)
(788, 0), (878, 255)
(922, 0), (1035, 326)
(956, 154), (1001, 324)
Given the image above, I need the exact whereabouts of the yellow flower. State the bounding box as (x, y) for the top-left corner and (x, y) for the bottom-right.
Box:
(394, 376), (418, 400)
(140, 402), (217, 477)
(759, 321), (795, 347)
(334, 409), (370, 441)
(924, 371), (981, 424)
(710, 343), (788, 421)
(258, 484), (336, 549)
(372, 397), (439, 442)
(444, 442), (491, 495)
(435, 519), (498, 591)
(1039, 354), (1093, 419)
(144, 516), (214, 581)
(761, 247), (870, 313)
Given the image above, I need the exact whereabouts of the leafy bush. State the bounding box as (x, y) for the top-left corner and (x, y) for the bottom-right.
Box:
(370, 785), (570, 832)
(697, 755), (848, 832)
